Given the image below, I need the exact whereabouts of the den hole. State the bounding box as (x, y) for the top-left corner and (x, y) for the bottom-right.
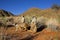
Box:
(7, 25), (15, 27)
(27, 26), (31, 30)
(37, 24), (47, 32)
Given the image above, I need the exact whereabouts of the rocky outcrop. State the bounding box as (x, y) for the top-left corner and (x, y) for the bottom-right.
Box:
(0, 9), (14, 17)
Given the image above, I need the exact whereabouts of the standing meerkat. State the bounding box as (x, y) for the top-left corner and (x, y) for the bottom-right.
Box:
(31, 16), (37, 24)
(21, 16), (25, 23)
(30, 16), (37, 33)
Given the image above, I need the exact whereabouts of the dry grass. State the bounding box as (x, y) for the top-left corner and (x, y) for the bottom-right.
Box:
(0, 8), (60, 40)
(46, 18), (59, 32)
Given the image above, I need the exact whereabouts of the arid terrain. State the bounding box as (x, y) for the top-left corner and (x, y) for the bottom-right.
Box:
(0, 5), (60, 40)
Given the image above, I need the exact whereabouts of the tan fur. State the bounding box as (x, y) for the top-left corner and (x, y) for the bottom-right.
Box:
(15, 23), (29, 31)
(30, 23), (37, 33)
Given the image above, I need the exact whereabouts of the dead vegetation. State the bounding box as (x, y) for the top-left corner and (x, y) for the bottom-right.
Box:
(0, 5), (60, 40)
(0, 16), (60, 40)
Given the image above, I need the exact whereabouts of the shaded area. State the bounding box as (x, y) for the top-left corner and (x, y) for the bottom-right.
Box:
(37, 24), (47, 32)
(27, 26), (31, 30)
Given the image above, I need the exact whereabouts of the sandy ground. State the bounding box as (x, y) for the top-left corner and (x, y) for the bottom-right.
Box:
(0, 27), (60, 40)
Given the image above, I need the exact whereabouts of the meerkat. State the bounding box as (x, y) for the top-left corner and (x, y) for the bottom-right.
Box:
(15, 23), (29, 31)
(21, 16), (25, 23)
(31, 16), (37, 24)
(30, 16), (37, 33)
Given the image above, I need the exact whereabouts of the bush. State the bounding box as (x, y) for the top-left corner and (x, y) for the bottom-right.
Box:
(51, 4), (60, 10)
(46, 18), (59, 31)
(37, 16), (48, 24)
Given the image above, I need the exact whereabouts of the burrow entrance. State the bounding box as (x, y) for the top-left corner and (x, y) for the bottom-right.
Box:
(37, 24), (47, 32)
